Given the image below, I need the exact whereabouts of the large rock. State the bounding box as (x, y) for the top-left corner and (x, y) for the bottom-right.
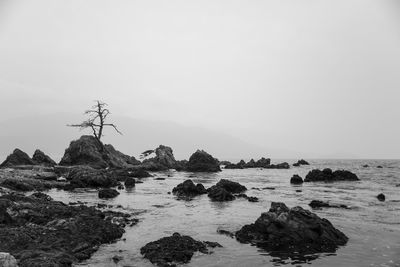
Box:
(0, 149), (35, 168)
(293, 159), (310, 167)
(186, 150), (221, 172)
(265, 162), (290, 169)
(214, 179), (247, 193)
(255, 157), (271, 168)
(67, 166), (118, 188)
(235, 202), (348, 255)
(140, 233), (221, 267)
(32, 149), (57, 166)
(59, 135), (140, 169)
(304, 168), (359, 182)
(124, 177), (136, 187)
(290, 174), (303, 184)
(0, 252), (17, 267)
(141, 145), (177, 170)
(207, 186), (235, 202)
(172, 180), (207, 199)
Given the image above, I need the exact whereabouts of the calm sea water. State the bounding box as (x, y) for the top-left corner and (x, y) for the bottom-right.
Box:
(48, 159), (400, 267)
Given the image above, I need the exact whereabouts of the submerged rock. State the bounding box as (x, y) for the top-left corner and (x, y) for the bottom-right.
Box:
(140, 233), (222, 267)
(377, 193), (385, 201)
(309, 200), (349, 209)
(186, 150), (221, 172)
(172, 180), (207, 199)
(32, 149), (56, 166)
(59, 135), (140, 169)
(0, 149), (35, 168)
(235, 202), (348, 255)
(98, 188), (120, 199)
(129, 169), (152, 178)
(290, 174), (303, 184)
(265, 162), (290, 169)
(304, 168), (359, 182)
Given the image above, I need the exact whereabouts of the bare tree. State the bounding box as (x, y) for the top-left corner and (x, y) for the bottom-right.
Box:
(68, 100), (122, 149)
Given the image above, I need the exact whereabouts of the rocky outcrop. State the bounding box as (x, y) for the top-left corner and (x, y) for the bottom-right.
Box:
(129, 169), (152, 178)
(98, 188), (120, 199)
(172, 180), (207, 199)
(66, 166), (118, 189)
(235, 202), (348, 255)
(213, 179), (247, 193)
(290, 174), (303, 184)
(0, 193), (135, 267)
(304, 169), (359, 182)
(207, 187), (235, 201)
(0, 149), (35, 168)
(32, 149), (56, 166)
(225, 158), (271, 169)
(293, 159), (309, 167)
(59, 135), (140, 169)
(140, 233), (222, 267)
(141, 145), (178, 171)
(186, 150), (221, 172)
(265, 162), (290, 169)
(206, 179), (248, 202)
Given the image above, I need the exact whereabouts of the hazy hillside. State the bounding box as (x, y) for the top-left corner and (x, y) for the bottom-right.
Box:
(0, 113), (288, 162)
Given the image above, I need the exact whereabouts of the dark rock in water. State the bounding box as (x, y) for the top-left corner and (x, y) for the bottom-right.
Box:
(293, 159), (310, 167)
(172, 180), (207, 198)
(174, 160), (188, 171)
(130, 169), (152, 178)
(213, 179), (247, 193)
(0, 149), (35, 168)
(0, 193), (130, 267)
(245, 159), (256, 168)
(154, 177), (166, 180)
(67, 166), (118, 189)
(124, 177), (136, 187)
(141, 145), (178, 171)
(140, 233), (222, 267)
(98, 188), (120, 199)
(208, 186), (235, 201)
(377, 165), (383, 169)
(309, 200), (349, 209)
(235, 202), (348, 255)
(112, 255), (123, 263)
(225, 158), (271, 169)
(377, 193), (385, 201)
(255, 157), (271, 168)
(290, 174), (303, 184)
(362, 164), (369, 168)
(1, 179), (34, 191)
(304, 169), (359, 182)
(219, 160), (232, 166)
(265, 162), (290, 169)
(59, 135), (140, 169)
(186, 150), (221, 172)
(32, 149), (56, 166)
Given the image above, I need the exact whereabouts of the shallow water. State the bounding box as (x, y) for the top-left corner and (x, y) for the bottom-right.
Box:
(47, 159), (400, 267)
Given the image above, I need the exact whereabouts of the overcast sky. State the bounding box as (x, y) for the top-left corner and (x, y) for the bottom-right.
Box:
(0, 0), (399, 159)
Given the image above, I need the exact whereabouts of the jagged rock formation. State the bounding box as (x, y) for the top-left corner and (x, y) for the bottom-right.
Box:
(32, 149), (56, 166)
(0, 149), (35, 168)
(225, 158), (290, 169)
(290, 174), (303, 184)
(172, 180), (207, 199)
(141, 145), (178, 171)
(59, 135), (140, 169)
(293, 159), (310, 167)
(186, 150), (221, 172)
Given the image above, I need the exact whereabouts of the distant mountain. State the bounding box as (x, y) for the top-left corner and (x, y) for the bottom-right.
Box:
(0, 113), (286, 162)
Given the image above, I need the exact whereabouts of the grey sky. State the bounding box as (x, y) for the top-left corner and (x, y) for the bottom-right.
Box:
(0, 0), (399, 159)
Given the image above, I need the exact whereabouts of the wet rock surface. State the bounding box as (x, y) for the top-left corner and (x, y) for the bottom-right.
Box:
(0, 192), (134, 267)
(207, 186), (235, 201)
(293, 159), (310, 167)
(98, 188), (120, 199)
(66, 166), (118, 189)
(141, 145), (178, 171)
(172, 179), (207, 199)
(213, 179), (247, 193)
(186, 150), (221, 172)
(0, 149), (35, 168)
(225, 158), (272, 169)
(377, 193), (385, 201)
(32, 149), (56, 166)
(124, 177), (136, 187)
(235, 202), (348, 255)
(207, 179), (248, 202)
(309, 200), (350, 209)
(140, 233), (222, 267)
(304, 168), (359, 182)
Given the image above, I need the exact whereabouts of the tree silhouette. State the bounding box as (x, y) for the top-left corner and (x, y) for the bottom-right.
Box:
(68, 100), (122, 149)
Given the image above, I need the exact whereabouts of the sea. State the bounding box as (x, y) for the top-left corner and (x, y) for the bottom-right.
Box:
(47, 159), (400, 267)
